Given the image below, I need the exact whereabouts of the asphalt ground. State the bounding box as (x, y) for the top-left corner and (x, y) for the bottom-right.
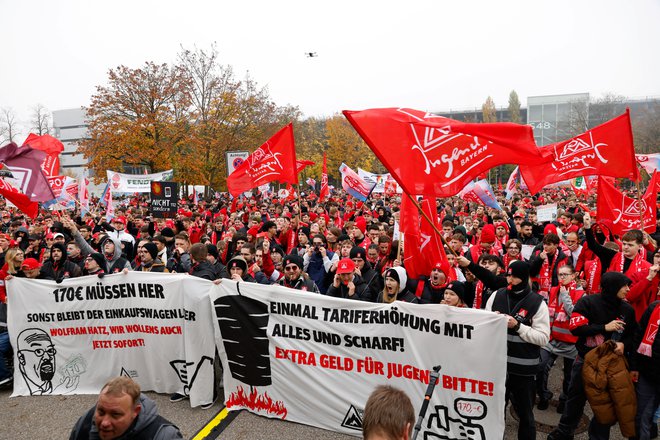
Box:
(0, 365), (639, 439)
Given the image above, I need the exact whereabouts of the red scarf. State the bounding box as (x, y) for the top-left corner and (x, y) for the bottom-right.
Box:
(503, 253), (522, 269)
(608, 251), (649, 278)
(637, 305), (660, 357)
(533, 252), (561, 299)
(584, 259), (602, 295)
(473, 280), (484, 309)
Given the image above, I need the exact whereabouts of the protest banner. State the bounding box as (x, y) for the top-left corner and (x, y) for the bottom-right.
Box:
(536, 203), (558, 223)
(7, 273), (215, 407)
(106, 169), (174, 193)
(151, 181), (178, 218)
(210, 280), (507, 438)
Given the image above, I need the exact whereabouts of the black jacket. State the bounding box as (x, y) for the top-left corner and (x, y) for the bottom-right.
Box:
(190, 261), (218, 280)
(570, 272), (638, 359)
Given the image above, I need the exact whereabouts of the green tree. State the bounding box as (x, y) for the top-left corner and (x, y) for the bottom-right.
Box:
(508, 91), (521, 123)
(482, 96), (497, 123)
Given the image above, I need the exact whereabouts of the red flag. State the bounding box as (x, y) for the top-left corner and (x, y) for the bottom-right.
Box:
(0, 179), (39, 219)
(383, 174), (399, 196)
(403, 197), (449, 279)
(227, 123), (298, 196)
(520, 110), (639, 194)
(22, 133), (64, 177)
(343, 108), (540, 197)
(319, 153), (329, 201)
(0, 142), (55, 201)
(596, 172), (657, 235)
(296, 160), (315, 174)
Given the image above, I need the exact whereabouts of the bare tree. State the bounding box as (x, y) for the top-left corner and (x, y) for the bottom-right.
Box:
(632, 100), (660, 154)
(30, 104), (51, 135)
(565, 93), (627, 137)
(0, 107), (20, 145)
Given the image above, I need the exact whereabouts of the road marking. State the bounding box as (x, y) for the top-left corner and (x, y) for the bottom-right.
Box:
(191, 407), (240, 440)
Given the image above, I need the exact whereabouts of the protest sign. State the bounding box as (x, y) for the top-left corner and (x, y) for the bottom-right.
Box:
(151, 181), (178, 218)
(226, 151), (250, 176)
(536, 204), (557, 223)
(357, 169), (402, 194)
(106, 169), (174, 193)
(210, 281), (507, 438)
(7, 273), (215, 407)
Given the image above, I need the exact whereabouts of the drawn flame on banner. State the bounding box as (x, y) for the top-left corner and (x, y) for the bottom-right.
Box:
(226, 386), (288, 419)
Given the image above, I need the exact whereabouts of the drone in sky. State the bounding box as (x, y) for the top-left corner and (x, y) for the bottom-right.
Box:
(305, 52), (318, 58)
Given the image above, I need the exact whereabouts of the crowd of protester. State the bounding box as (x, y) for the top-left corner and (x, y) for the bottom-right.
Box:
(0, 186), (659, 438)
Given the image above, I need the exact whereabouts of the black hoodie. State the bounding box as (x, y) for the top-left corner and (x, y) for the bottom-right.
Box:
(570, 271), (637, 358)
(40, 243), (82, 281)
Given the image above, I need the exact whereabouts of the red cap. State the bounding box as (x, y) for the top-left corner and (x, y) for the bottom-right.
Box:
(21, 258), (42, 270)
(336, 258), (356, 275)
(112, 217), (126, 225)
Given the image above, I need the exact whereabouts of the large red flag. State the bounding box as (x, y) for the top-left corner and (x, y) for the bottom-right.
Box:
(0, 179), (39, 219)
(402, 197), (449, 280)
(227, 123), (298, 196)
(521, 110), (639, 194)
(23, 133), (64, 177)
(343, 108), (540, 197)
(596, 172), (657, 235)
(319, 153), (329, 201)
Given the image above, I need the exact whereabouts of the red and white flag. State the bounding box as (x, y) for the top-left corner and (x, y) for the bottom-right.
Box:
(78, 173), (90, 215)
(596, 172), (657, 235)
(401, 196), (449, 280)
(0, 178), (39, 219)
(343, 108), (540, 197)
(319, 152), (329, 201)
(227, 123), (298, 196)
(296, 160), (315, 174)
(22, 133), (64, 177)
(521, 110), (639, 194)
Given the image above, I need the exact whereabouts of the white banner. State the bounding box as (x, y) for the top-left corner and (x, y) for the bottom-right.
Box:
(357, 169), (403, 194)
(7, 273), (215, 406)
(106, 169), (174, 193)
(211, 281), (507, 438)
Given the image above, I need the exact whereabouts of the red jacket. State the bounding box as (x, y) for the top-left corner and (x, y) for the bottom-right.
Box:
(626, 272), (660, 322)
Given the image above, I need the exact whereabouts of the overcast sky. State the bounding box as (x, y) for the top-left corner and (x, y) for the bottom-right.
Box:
(2, 0), (659, 140)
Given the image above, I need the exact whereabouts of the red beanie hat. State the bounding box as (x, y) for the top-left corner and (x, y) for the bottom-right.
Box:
(355, 216), (367, 233)
(480, 224), (496, 244)
(544, 224), (558, 236)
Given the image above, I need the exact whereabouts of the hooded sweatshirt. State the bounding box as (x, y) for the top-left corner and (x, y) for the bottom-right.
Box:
(69, 393), (182, 440)
(40, 242), (82, 281)
(569, 271), (637, 358)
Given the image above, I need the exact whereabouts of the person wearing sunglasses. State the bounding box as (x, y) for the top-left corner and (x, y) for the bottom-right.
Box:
(278, 254), (319, 293)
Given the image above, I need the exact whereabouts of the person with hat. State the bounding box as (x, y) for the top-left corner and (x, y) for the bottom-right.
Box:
(278, 254), (319, 292)
(327, 258), (369, 300)
(485, 260), (550, 440)
(21, 258), (49, 279)
(442, 281), (467, 307)
(466, 224), (501, 264)
(377, 267), (417, 304)
(83, 253), (107, 276)
(408, 260), (453, 305)
(226, 256), (256, 283)
(24, 234), (45, 262)
(135, 242), (168, 273)
(548, 272), (637, 440)
(349, 247), (381, 302)
(40, 242), (82, 282)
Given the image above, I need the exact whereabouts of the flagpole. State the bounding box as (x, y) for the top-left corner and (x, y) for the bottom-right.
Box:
(297, 182), (302, 224)
(396, 234), (403, 262)
(405, 192), (458, 257)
